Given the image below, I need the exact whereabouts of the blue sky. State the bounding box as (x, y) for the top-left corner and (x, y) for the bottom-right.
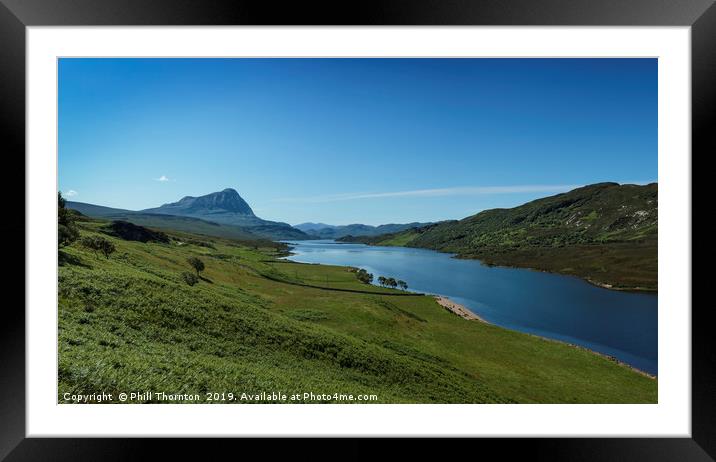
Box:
(59, 58), (657, 226)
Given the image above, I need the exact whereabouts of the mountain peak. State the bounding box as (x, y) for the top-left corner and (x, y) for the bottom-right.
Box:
(151, 188), (255, 216)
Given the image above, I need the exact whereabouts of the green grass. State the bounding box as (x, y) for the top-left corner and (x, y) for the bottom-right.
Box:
(373, 230), (420, 247)
(58, 220), (657, 403)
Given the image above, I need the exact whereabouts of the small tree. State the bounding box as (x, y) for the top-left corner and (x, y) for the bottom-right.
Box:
(186, 256), (205, 277)
(80, 236), (98, 257)
(59, 223), (80, 248)
(397, 280), (408, 290)
(99, 238), (116, 259)
(377, 276), (387, 287)
(58, 191), (79, 248)
(356, 268), (374, 284)
(181, 271), (199, 286)
(386, 277), (398, 289)
(80, 236), (115, 259)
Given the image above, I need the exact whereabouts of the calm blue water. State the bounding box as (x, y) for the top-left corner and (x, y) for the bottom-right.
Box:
(283, 240), (658, 375)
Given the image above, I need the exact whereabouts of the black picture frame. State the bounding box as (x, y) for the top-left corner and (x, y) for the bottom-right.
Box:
(2, 0), (710, 459)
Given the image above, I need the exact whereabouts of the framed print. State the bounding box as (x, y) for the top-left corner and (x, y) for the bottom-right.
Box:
(3, 0), (713, 458)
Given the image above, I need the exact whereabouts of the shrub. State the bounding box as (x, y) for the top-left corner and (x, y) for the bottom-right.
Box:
(186, 256), (205, 277)
(182, 271), (199, 286)
(80, 236), (116, 259)
(59, 223), (80, 248)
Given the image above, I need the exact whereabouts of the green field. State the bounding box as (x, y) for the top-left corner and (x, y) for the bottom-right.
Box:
(58, 219), (657, 403)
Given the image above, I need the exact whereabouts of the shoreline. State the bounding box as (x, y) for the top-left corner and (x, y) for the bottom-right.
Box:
(450, 254), (657, 294)
(434, 295), (490, 323)
(334, 239), (656, 294)
(531, 333), (657, 380)
(582, 277), (656, 293)
(433, 294), (656, 379)
(282, 243), (656, 379)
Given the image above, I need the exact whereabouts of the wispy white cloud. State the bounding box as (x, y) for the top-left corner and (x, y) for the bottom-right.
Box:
(65, 190), (78, 197)
(154, 175), (172, 182)
(271, 184), (582, 204)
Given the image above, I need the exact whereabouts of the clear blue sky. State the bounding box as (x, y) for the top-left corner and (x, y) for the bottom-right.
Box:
(59, 58), (656, 226)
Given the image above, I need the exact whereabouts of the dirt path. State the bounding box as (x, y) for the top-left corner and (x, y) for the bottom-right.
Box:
(434, 296), (489, 323)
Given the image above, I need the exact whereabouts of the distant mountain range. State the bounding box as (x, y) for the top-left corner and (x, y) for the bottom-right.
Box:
(68, 188), (309, 240)
(339, 182), (658, 290)
(293, 222), (334, 232)
(294, 222), (433, 239)
(67, 188), (435, 242)
(67, 188), (429, 240)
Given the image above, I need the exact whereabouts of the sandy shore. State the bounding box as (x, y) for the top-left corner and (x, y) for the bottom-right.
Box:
(434, 296), (489, 323)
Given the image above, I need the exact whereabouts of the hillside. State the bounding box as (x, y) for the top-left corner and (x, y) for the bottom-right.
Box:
(65, 201), (134, 217)
(296, 222), (433, 239)
(294, 222), (334, 232)
(58, 218), (656, 403)
(141, 188), (308, 240)
(67, 188), (310, 241)
(340, 183), (658, 291)
(67, 203), (259, 240)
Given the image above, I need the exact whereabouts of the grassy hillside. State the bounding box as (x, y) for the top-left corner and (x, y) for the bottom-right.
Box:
(67, 201), (259, 240)
(66, 200), (310, 241)
(341, 183), (657, 291)
(58, 219), (656, 403)
(91, 212), (260, 240)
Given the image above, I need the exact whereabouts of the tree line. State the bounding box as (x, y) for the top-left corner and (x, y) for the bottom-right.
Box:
(355, 269), (407, 290)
